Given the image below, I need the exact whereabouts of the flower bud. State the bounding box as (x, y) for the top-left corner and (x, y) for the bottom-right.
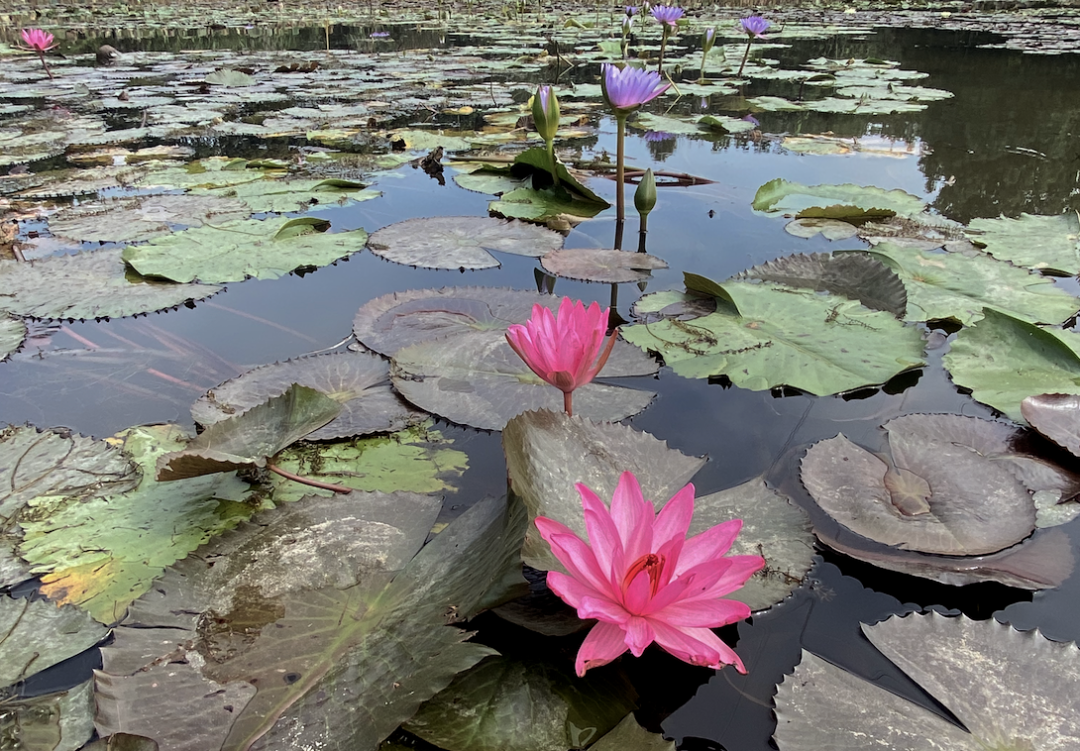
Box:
(531, 85), (560, 144)
(634, 168), (657, 217)
(702, 26), (716, 55)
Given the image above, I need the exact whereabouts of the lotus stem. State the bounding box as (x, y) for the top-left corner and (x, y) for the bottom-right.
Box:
(564, 390), (573, 416)
(267, 460), (353, 494)
(38, 50), (53, 80)
(737, 38), (752, 78)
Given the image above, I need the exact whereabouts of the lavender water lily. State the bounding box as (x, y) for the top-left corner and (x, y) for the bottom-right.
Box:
(650, 4), (683, 73)
(737, 15), (771, 77)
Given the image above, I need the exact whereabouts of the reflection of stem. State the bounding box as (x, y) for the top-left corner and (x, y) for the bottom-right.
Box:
(614, 219), (624, 251)
(38, 50), (53, 79)
(267, 460), (353, 494)
(657, 25), (669, 73)
(610, 283), (618, 310)
(616, 114), (627, 224)
(563, 390), (573, 416)
(737, 38), (752, 78)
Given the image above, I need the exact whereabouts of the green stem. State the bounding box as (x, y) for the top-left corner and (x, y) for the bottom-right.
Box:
(616, 114), (627, 224)
(546, 139), (560, 187)
(657, 26), (669, 74)
(737, 38), (752, 78)
(699, 49), (707, 84)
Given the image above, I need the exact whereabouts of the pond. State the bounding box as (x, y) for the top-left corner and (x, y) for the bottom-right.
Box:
(2, 3), (1080, 750)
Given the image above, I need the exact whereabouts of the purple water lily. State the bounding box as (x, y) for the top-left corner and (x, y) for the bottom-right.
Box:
(650, 4), (684, 27)
(626, 5), (639, 15)
(739, 15), (770, 38)
(601, 63), (671, 114)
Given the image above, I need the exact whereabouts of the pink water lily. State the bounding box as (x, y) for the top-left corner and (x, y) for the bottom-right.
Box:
(18, 28), (58, 79)
(536, 471), (765, 676)
(505, 297), (617, 417)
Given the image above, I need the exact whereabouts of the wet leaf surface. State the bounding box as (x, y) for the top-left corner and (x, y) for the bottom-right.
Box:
(367, 216), (563, 270)
(752, 178), (927, 218)
(1022, 393), (1080, 458)
(541, 249), (669, 284)
(966, 212), (1080, 276)
(0, 679), (95, 751)
(0, 597), (108, 687)
(49, 195), (251, 243)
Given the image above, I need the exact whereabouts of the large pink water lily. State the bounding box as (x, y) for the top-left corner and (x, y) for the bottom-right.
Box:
(505, 297), (617, 416)
(536, 471), (765, 676)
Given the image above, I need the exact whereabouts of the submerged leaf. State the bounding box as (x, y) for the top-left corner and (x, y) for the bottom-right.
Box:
(0, 597), (108, 687)
(367, 216), (563, 270)
(0, 679), (95, 751)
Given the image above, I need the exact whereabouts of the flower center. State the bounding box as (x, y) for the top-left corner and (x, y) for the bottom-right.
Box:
(622, 553), (665, 597)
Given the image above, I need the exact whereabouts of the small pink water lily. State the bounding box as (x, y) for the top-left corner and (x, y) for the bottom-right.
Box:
(536, 471), (765, 676)
(505, 297), (617, 417)
(17, 28), (58, 79)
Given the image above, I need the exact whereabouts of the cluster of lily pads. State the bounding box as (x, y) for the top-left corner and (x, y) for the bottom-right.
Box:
(3, 6), (1080, 751)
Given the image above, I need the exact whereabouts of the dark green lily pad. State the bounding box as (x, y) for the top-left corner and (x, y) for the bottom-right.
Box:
(541, 249), (669, 283)
(621, 280), (925, 395)
(157, 385), (341, 481)
(0, 249), (222, 320)
(0, 679), (94, 751)
(49, 194), (251, 243)
(966, 212), (1080, 276)
(404, 656), (636, 751)
(122, 217), (368, 284)
(390, 330), (656, 431)
(490, 187), (609, 224)
(191, 351), (427, 440)
(367, 216), (564, 270)
(0, 314), (26, 361)
(860, 243), (1080, 325)
(18, 424), (252, 623)
(352, 286), (563, 356)
(774, 613), (1080, 751)
(752, 178), (926, 219)
(0, 596), (108, 687)
(736, 252), (907, 317)
(942, 309), (1080, 423)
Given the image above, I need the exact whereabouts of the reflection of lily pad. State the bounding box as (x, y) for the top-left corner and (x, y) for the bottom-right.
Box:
(192, 351), (427, 440)
(966, 212), (1080, 276)
(390, 330), (656, 431)
(752, 178), (926, 219)
(774, 613), (1080, 751)
(122, 217), (369, 284)
(541, 249), (668, 283)
(0, 249), (222, 320)
(367, 216), (563, 270)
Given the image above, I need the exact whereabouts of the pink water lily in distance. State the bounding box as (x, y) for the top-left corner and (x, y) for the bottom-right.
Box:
(650, 4), (684, 27)
(19, 28), (58, 52)
(600, 63), (671, 115)
(536, 471), (765, 676)
(739, 15), (770, 38)
(505, 297), (617, 416)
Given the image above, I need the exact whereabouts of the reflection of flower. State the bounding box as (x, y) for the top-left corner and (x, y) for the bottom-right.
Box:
(19, 28), (58, 52)
(650, 4), (684, 27)
(644, 130), (675, 142)
(601, 63), (671, 115)
(625, 5), (639, 14)
(739, 15), (770, 38)
(369, 31), (390, 38)
(741, 114), (760, 126)
(505, 298), (617, 416)
(536, 471), (765, 676)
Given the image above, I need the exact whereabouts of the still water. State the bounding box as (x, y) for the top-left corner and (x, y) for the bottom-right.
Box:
(3, 19), (1080, 750)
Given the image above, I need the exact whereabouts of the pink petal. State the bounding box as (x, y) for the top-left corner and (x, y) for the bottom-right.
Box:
(575, 621), (630, 676)
(652, 483), (695, 552)
(650, 598), (750, 628)
(622, 568), (653, 614)
(649, 621), (746, 672)
(579, 483), (623, 579)
(682, 555), (765, 602)
(578, 594), (631, 625)
(625, 616), (655, 657)
(544, 531), (613, 594)
(547, 570), (608, 610)
(675, 519), (743, 575)
(610, 471), (653, 562)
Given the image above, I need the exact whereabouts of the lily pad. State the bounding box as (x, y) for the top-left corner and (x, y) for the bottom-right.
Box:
(390, 330), (656, 431)
(942, 308), (1080, 423)
(0, 596), (108, 687)
(621, 280), (925, 395)
(18, 424), (252, 623)
(752, 178), (927, 219)
(490, 187), (609, 224)
(1022, 394), (1080, 457)
(540, 249), (669, 284)
(135, 158), (269, 191)
(966, 212), (1080, 276)
(192, 177), (380, 215)
(49, 194), (251, 243)
(157, 385), (341, 481)
(122, 217), (369, 284)
(860, 243), (1080, 325)
(0, 679), (95, 751)
(774, 612), (1080, 751)
(0, 249), (222, 320)
(191, 351), (427, 440)
(352, 286), (564, 357)
(736, 252), (907, 317)
(1, 314), (26, 361)
(367, 216), (563, 271)
(783, 217), (859, 240)
(591, 714), (676, 751)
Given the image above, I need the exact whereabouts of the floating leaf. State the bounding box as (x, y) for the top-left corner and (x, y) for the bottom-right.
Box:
(122, 217), (368, 284)
(736, 252), (907, 317)
(860, 243), (1079, 325)
(511, 147), (609, 204)
(135, 158), (269, 191)
(157, 385), (340, 481)
(1, 313), (26, 361)
(621, 281), (925, 395)
(0, 249), (222, 320)
(367, 216), (563, 271)
(82, 734), (160, 751)
(943, 309), (1080, 422)
(783, 217), (859, 240)
(205, 69), (257, 86)
(0, 679), (94, 751)
(49, 195), (251, 243)
(404, 656), (636, 751)
(1022, 394), (1080, 457)
(774, 613), (1080, 751)
(490, 187), (608, 224)
(966, 211), (1080, 276)
(540, 249), (668, 283)
(352, 287), (563, 357)
(192, 177), (380, 214)
(390, 330), (656, 431)
(268, 422), (468, 503)
(18, 424), (252, 623)
(752, 178), (927, 219)
(191, 351), (426, 440)
(590, 714), (676, 751)
(0, 597), (108, 687)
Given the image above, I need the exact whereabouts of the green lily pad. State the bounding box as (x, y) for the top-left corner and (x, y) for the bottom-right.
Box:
(390, 330), (656, 431)
(135, 158), (271, 191)
(0, 249), (222, 320)
(268, 422), (468, 503)
(0, 596), (108, 687)
(942, 308), (1080, 423)
(511, 147), (609, 204)
(860, 243), (1079, 325)
(783, 217), (859, 240)
(453, 167), (529, 195)
(752, 178), (927, 219)
(157, 385), (341, 481)
(18, 424), (252, 623)
(367, 216), (563, 270)
(490, 186), (609, 223)
(0, 314), (26, 361)
(591, 714), (676, 751)
(736, 252), (907, 317)
(621, 280), (925, 395)
(0, 679), (95, 751)
(192, 177), (380, 214)
(191, 351), (427, 440)
(405, 655), (637, 751)
(774, 613), (1080, 751)
(205, 69), (257, 86)
(966, 212), (1080, 276)
(122, 217), (368, 284)
(49, 194), (251, 243)
(540, 249), (669, 283)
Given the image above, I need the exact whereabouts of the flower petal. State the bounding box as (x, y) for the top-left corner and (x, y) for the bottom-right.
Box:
(625, 616), (655, 657)
(676, 519), (742, 575)
(650, 598), (751, 629)
(610, 471), (653, 562)
(578, 594), (631, 625)
(579, 482), (623, 580)
(576, 621), (630, 676)
(653, 482), (695, 552)
(682, 555), (765, 602)
(544, 531), (613, 594)
(649, 621), (746, 672)
(547, 570), (609, 610)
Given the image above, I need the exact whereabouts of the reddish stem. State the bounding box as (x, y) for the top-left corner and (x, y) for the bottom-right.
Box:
(267, 461), (353, 494)
(564, 390), (573, 417)
(38, 51), (53, 80)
